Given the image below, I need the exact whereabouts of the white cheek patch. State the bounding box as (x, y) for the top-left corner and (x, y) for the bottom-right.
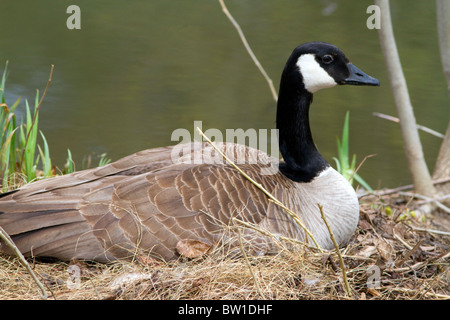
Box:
(296, 54), (337, 93)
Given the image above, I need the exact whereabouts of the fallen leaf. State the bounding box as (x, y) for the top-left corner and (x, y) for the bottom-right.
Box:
(176, 239), (211, 258)
(357, 246), (378, 258)
(377, 240), (394, 261)
(359, 219), (372, 231)
(381, 221), (394, 237)
(393, 223), (409, 239)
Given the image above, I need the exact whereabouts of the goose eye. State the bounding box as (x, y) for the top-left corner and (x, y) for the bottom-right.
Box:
(321, 55), (334, 64)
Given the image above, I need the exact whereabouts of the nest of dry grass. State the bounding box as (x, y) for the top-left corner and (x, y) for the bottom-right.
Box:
(0, 193), (448, 300)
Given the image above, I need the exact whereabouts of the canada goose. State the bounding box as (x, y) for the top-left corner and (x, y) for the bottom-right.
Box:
(0, 42), (379, 262)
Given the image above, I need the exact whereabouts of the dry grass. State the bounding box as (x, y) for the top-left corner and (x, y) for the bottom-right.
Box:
(0, 193), (448, 300)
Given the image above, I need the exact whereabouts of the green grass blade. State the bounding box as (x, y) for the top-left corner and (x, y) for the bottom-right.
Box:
(341, 111), (350, 159)
(98, 153), (111, 167)
(332, 157), (341, 174)
(0, 127), (18, 191)
(23, 100), (34, 181)
(334, 111), (372, 191)
(354, 173), (373, 192)
(0, 61), (8, 104)
(65, 149), (74, 174)
(0, 104), (18, 189)
(22, 97), (40, 182)
(38, 130), (52, 178)
(9, 96), (21, 113)
(6, 112), (17, 178)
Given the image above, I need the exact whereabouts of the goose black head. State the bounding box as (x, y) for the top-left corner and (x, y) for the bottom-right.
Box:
(283, 41), (380, 94)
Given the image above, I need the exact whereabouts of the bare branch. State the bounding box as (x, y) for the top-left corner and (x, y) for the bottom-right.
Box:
(318, 204), (352, 298)
(437, 0), (450, 94)
(218, 0), (278, 102)
(0, 226), (48, 299)
(373, 112), (444, 138)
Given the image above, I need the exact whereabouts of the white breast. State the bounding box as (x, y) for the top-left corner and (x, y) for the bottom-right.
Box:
(282, 166), (359, 249)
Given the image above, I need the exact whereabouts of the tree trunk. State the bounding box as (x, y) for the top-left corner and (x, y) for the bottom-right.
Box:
(436, 0), (450, 93)
(375, 0), (437, 197)
(433, 0), (450, 198)
(433, 126), (450, 196)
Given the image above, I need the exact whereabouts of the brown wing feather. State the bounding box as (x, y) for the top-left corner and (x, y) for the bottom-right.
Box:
(0, 143), (286, 262)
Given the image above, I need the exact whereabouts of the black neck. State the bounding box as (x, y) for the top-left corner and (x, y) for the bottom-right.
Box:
(276, 81), (329, 182)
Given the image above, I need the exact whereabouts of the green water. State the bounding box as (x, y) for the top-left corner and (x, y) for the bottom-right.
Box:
(0, 0), (448, 188)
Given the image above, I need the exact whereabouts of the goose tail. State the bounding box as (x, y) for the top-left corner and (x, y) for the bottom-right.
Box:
(0, 189), (113, 262)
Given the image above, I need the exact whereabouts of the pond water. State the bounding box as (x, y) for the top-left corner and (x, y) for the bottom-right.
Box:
(0, 0), (448, 189)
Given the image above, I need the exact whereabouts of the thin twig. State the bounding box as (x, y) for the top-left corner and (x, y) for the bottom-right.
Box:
(218, 0), (278, 102)
(318, 203), (352, 298)
(397, 191), (450, 214)
(437, 251), (450, 261)
(389, 287), (450, 299)
(416, 194), (450, 205)
(237, 228), (264, 298)
(411, 227), (450, 237)
(0, 226), (47, 299)
(266, 199), (320, 249)
(388, 261), (427, 273)
(373, 112), (444, 138)
(367, 177), (450, 197)
(232, 217), (315, 250)
(393, 232), (413, 250)
(348, 153), (376, 183)
(20, 64), (54, 168)
(340, 254), (376, 262)
(196, 127), (323, 252)
(395, 239), (423, 268)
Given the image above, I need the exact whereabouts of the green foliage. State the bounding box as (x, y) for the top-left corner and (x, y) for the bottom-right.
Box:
(0, 65), (51, 190)
(19, 92), (40, 182)
(97, 153), (112, 167)
(1, 62), (21, 191)
(0, 62), (110, 191)
(80, 152), (112, 171)
(333, 111), (373, 192)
